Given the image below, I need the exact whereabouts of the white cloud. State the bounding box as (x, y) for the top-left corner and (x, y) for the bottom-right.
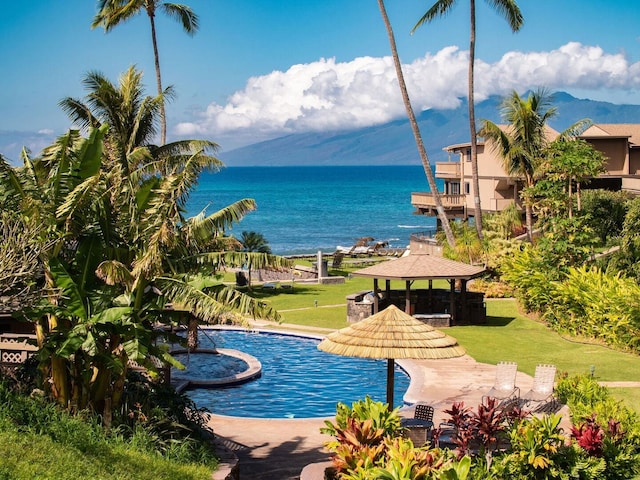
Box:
(174, 42), (640, 147)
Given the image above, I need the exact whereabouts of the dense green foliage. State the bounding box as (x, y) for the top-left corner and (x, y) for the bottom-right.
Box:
(528, 139), (605, 220)
(321, 397), (466, 479)
(605, 197), (640, 282)
(579, 189), (631, 245)
(502, 246), (640, 354)
(322, 387), (640, 479)
(0, 372), (218, 479)
(0, 68), (290, 420)
(556, 374), (640, 479)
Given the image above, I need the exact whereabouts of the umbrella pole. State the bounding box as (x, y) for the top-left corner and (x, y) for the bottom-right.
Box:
(386, 358), (395, 409)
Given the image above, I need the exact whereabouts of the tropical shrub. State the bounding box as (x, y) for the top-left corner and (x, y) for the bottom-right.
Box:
(542, 266), (640, 352)
(482, 202), (524, 241)
(440, 221), (485, 265)
(500, 244), (560, 312)
(557, 374), (640, 479)
(605, 196), (640, 283)
(502, 241), (640, 354)
(0, 378), (219, 470)
(321, 397), (403, 475)
(113, 371), (214, 462)
(433, 398), (525, 473)
(494, 414), (568, 479)
(466, 278), (514, 298)
(535, 216), (598, 270)
(354, 436), (451, 480)
(579, 189), (631, 245)
(323, 389), (639, 479)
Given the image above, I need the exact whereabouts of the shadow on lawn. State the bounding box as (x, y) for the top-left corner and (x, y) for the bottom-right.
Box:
(482, 315), (515, 327)
(248, 286), (327, 301)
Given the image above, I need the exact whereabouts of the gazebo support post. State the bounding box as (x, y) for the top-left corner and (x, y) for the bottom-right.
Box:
(405, 280), (411, 315)
(461, 279), (468, 324)
(387, 358), (395, 409)
(385, 279), (391, 307)
(428, 279), (433, 312)
(373, 278), (380, 313)
(449, 280), (456, 325)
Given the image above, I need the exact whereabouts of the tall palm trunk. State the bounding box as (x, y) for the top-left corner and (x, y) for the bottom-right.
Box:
(378, 0), (456, 248)
(148, 13), (167, 145)
(468, 0), (483, 239)
(524, 174), (534, 241)
(187, 316), (199, 351)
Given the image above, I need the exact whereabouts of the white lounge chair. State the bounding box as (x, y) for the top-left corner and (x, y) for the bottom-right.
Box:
(483, 361), (520, 402)
(521, 364), (557, 411)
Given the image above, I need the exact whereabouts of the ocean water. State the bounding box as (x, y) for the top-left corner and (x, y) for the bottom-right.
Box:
(187, 165), (439, 256)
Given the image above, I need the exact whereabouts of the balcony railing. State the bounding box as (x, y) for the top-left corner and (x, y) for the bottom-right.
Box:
(411, 192), (466, 208)
(435, 162), (461, 178)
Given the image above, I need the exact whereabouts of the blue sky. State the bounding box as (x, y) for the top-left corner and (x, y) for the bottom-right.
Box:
(1, 0), (639, 162)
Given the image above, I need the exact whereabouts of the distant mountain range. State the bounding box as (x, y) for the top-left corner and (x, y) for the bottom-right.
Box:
(218, 92), (640, 166)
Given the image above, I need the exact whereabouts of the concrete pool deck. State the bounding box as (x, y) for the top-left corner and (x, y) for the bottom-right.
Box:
(205, 321), (567, 480)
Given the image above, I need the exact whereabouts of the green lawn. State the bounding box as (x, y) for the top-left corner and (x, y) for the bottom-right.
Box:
(0, 427), (214, 480)
(245, 276), (640, 409)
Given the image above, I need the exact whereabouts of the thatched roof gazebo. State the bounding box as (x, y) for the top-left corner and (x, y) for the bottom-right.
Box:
(351, 254), (486, 325)
(318, 304), (465, 407)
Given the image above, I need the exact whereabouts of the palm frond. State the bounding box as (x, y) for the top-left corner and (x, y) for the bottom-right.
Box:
(558, 119), (594, 141)
(59, 96), (100, 132)
(92, 0), (144, 31)
(411, 0), (456, 33)
(222, 251), (292, 271)
(96, 260), (134, 289)
(487, 0), (524, 32)
(155, 277), (281, 323)
(55, 174), (102, 229)
(180, 199), (257, 250)
(161, 3), (199, 34)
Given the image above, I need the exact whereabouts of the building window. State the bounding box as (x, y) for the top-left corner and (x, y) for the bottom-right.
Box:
(465, 182), (470, 194)
(466, 149), (471, 161)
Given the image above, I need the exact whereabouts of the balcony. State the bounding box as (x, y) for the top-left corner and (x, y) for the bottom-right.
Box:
(435, 162), (461, 179)
(411, 192), (466, 218)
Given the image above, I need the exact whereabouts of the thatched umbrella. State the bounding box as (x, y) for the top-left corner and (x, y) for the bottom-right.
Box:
(318, 304), (465, 407)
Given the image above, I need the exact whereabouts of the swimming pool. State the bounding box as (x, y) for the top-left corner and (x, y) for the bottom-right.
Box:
(174, 328), (410, 418)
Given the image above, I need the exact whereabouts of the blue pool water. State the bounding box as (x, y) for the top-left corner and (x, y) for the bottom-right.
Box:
(176, 329), (410, 418)
(173, 352), (248, 381)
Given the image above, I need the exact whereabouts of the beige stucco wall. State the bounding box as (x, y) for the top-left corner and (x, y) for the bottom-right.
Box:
(629, 149), (640, 175)
(434, 128), (640, 218)
(588, 138), (628, 174)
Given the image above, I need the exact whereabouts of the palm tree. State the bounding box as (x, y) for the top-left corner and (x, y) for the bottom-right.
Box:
(479, 89), (557, 241)
(92, 0), (199, 145)
(377, 0), (455, 248)
(412, 0), (523, 240)
(60, 66), (165, 173)
(1, 70), (291, 419)
(238, 231), (272, 288)
(240, 231), (272, 254)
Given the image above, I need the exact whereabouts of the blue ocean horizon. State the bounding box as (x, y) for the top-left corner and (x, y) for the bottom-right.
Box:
(186, 165), (439, 256)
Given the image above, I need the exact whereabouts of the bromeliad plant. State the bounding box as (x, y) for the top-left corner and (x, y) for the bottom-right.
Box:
(496, 414), (567, 479)
(558, 374), (640, 479)
(435, 398), (524, 470)
(321, 396), (404, 474)
(322, 397), (471, 480)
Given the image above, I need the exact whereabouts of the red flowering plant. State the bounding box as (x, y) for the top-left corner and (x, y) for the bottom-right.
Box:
(571, 414), (605, 457)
